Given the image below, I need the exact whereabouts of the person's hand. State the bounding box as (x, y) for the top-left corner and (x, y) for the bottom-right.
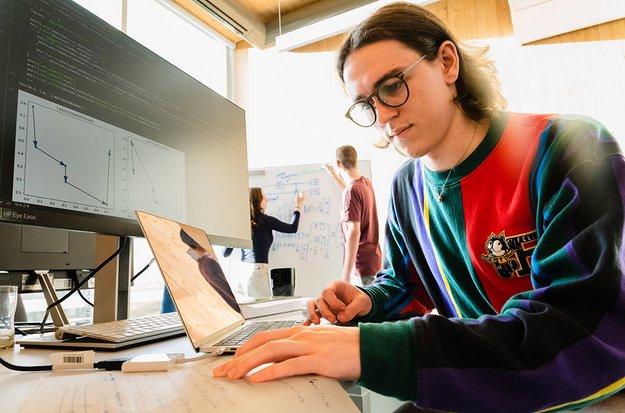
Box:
(295, 192), (304, 209)
(213, 325), (360, 382)
(323, 163), (337, 176)
(304, 280), (372, 325)
(323, 162), (346, 190)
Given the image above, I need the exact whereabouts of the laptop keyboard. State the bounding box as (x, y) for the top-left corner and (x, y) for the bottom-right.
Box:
(56, 312), (185, 343)
(217, 320), (300, 347)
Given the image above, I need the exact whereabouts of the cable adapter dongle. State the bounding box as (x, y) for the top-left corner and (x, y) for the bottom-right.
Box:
(121, 353), (182, 373)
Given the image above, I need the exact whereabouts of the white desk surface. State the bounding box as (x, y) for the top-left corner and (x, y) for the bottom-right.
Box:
(0, 310), (360, 413)
(3, 316), (625, 413)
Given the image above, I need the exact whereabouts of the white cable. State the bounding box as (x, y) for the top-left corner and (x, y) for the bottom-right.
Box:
(176, 349), (225, 364)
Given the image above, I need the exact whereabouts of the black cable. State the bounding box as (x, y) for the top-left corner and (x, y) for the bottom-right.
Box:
(76, 287), (94, 307)
(0, 356), (52, 371)
(71, 271), (94, 307)
(93, 358), (130, 370)
(44, 237), (127, 314)
(0, 356), (131, 372)
(15, 321), (55, 326)
(131, 257), (155, 282)
(38, 238), (128, 332)
(15, 323), (56, 335)
(39, 308), (50, 334)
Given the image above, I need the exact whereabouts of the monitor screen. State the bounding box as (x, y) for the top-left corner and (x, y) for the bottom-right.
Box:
(0, 0), (251, 247)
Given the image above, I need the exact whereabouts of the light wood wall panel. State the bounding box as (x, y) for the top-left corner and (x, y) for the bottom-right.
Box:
(428, 0), (514, 39)
(280, 0), (625, 53)
(531, 17), (625, 45)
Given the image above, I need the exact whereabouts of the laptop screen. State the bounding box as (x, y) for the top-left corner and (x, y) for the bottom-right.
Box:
(136, 210), (244, 346)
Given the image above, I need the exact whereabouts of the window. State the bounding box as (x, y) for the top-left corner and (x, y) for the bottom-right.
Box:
(126, 0), (228, 96)
(67, 0), (231, 319)
(72, 0), (123, 29)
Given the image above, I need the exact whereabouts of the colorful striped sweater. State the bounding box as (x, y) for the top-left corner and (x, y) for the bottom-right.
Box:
(356, 112), (625, 412)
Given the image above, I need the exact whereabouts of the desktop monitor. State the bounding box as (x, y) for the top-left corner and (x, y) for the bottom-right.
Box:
(0, 0), (251, 248)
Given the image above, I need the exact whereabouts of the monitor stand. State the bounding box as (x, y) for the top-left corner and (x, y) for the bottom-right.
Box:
(93, 235), (133, 323)
(36, 270), (69, 328)
(24, 236), (133, 326)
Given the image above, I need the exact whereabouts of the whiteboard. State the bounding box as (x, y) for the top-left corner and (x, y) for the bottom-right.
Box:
(242, 160), (372, 297)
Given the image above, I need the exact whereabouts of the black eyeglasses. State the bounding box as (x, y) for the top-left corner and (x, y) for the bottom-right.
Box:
(345, 54), (428, 128)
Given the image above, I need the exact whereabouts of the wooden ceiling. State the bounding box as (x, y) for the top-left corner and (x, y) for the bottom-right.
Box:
(171, 0), (245, 44)
(171, 0), (625, 50)
(172, 0), (373, 47)
(239, 0), (324, 23)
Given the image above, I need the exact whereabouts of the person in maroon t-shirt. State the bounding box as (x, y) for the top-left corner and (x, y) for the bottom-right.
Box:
(324, 145), (382, 286)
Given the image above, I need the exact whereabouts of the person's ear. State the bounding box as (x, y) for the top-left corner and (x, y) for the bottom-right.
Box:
(438, 40), (459, 85)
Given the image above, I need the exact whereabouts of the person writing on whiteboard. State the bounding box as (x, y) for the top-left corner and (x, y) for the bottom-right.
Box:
(215, 3), (625, 412)
(224, 188), (304, 299)
(324, 145), (382, 286)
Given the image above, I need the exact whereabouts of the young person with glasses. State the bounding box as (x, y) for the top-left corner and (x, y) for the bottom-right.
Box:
(215, 3), (625, 412)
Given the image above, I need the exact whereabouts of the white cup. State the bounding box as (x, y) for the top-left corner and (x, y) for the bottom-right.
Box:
(0, 286), (18, 350)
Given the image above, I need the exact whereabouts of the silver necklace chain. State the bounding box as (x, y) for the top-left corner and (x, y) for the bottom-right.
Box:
(434, 122), (478, 202)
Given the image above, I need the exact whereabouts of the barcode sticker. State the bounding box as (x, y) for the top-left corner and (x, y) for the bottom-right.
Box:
(50, 350), (95, 370)
(63, 355), (84, 364)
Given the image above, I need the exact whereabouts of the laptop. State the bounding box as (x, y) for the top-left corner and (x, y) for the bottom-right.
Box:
(135, 210), (301, 354)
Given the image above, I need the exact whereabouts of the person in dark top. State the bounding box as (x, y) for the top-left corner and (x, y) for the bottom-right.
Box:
(224, 187), (304, 298)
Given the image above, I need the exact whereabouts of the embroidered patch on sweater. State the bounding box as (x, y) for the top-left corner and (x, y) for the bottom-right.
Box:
(481, 230), (538, 279)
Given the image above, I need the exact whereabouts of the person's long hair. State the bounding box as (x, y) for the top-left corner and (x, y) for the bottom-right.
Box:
(249, 187), (265, 232)
(336, 2), (507, 148)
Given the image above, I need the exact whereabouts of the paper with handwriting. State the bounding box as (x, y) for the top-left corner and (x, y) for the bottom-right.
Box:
(0, 356), (359, 413)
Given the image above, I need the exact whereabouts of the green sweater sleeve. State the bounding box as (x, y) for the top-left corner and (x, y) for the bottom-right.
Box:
(357, 320), (419, 401)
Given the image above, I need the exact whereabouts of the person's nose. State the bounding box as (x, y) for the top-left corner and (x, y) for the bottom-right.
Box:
(372, 96), (399, 127)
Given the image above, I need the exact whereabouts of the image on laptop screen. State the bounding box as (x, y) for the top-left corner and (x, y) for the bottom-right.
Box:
(137, 211), (244, 346)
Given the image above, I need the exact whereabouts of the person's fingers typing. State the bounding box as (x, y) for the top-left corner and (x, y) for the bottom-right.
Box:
(214, 326), (361, 382)
(248, 354), (317, 382)
(341, 292), (372, 322)
(313, 295), (337, 323)
(320, 284), (348, 310)
(304, 300), (320, 324)
(234, 327), (302, 358)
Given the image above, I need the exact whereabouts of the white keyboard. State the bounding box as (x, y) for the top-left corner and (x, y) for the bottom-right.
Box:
(55, 312), (185, 343)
